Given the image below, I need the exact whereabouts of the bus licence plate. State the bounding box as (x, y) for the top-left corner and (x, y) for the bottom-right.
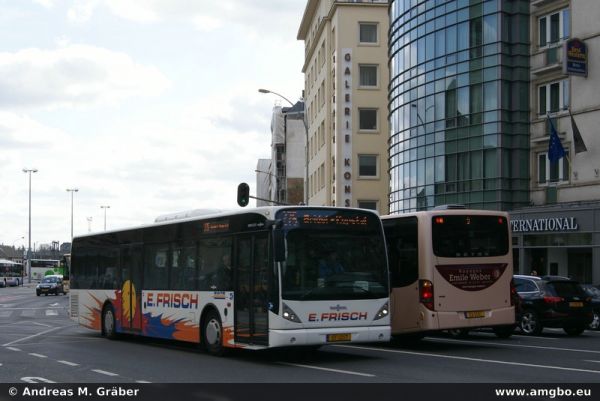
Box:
(327, 333), (351, 342)
(569, 302), (583, 308)
(465, 311), (485, 319)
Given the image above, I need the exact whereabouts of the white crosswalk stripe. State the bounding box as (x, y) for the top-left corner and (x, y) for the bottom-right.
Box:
(0, 309), (66, 319)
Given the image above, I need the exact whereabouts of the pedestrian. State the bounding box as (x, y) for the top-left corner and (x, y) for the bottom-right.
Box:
(530, 269), (538, 276)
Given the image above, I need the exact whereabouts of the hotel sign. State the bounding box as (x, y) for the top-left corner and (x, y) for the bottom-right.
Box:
(563, 38), (588, 77)
(511, 217), (579, 233)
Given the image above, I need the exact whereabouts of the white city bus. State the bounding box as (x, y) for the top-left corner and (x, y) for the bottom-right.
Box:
(382, 207), (515, 339)
(0, 259), (24, 287)
(70, 206), (390, 355)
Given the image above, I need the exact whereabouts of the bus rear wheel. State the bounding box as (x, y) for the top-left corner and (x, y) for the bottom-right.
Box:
(493, 325), (514, 339)
(101, 305), (117, 339)
(203, 310), (224, 356)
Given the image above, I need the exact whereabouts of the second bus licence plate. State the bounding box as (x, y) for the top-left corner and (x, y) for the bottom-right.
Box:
(465, 311), (486, 319)
(327, 333), (351, 342)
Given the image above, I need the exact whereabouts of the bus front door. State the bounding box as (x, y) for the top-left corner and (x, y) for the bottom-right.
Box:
(234, 233), (269, 346)
(120, 245), (143, 332)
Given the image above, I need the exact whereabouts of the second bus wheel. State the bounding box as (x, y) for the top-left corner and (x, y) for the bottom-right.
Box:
(203, 310), (224, 356)
(101, 305), (118, 339)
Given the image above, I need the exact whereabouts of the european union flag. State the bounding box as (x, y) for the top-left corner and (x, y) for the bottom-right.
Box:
(548, 116), (566, 163)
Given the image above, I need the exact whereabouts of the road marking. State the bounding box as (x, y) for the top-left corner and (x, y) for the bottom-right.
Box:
(22, 377), (56, 383)
(6, 347), (21, 352)
(2, 325), (64, 346)
(426, 337), (600, 355)
(334, 344), (600, 375)
(279, 362), (375, 377)
(31, 321), (53, 328)
(58, 360), (79, 367)
(136, 380), (152, 383)
(45, 310), (58, 316)
(509, 334), (559, 340)
(0, 307), (64, 310)
(29, 353), (48, 359)
(585, 360), (600, 364)
(92, 369), (119, 377)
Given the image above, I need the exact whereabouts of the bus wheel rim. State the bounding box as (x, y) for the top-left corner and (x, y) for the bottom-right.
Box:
(591, 312), (600, 330)
(206, 319), (221, 345)
(104, 310), (114, 334)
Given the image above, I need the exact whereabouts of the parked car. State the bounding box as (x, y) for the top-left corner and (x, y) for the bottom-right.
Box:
(581, 284), (600, 330)
(36, 275), (66, 296)
(513, 275), (593, 336)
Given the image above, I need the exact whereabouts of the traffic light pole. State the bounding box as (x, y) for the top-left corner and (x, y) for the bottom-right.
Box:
(249, 195), (289, 206)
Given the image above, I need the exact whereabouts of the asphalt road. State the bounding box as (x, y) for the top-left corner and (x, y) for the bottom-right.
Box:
(2, 284), (600, 384)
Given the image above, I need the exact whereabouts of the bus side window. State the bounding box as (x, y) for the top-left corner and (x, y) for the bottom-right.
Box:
(144, 244), (169, 290)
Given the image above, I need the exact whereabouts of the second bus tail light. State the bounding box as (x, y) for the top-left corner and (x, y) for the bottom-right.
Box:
(419, 279), (434, 311)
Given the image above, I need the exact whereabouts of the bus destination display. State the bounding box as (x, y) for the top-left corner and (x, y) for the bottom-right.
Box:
(280, 210), (370, 229)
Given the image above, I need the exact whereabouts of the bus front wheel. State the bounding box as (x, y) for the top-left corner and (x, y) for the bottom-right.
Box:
(101, 305), (117, 339)
(203, 310), (224, 356)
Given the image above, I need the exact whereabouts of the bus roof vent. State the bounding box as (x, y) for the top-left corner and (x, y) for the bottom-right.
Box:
(433, 204), (466, 210)
(154, 209), (225, 223)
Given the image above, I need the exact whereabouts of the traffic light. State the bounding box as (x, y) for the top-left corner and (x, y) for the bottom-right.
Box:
(237, 182), (250, 207)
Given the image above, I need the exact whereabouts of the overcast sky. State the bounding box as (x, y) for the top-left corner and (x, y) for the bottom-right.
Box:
(0, 0), (306, 248)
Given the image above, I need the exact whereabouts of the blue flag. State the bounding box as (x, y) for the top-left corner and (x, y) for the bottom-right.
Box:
(547, 116), (566, 163)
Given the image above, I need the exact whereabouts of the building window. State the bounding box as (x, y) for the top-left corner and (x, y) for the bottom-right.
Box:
(359, 65), (378, 87)
(359, 23), (378, 44)
(358, 200), (378, 211)
(359, 108), (377, 130)
(538, 9), (570, 47)
(538, 79), (569, 115)
(537, 151), (569, 184)
(358, 155), (378, 177)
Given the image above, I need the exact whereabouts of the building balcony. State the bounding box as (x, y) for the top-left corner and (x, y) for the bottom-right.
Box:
(531, 43), (564, 77)
(531, 0), (562, 8)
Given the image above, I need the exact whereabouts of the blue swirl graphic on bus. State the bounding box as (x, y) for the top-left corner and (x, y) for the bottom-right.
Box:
(143, 313), (179, 339)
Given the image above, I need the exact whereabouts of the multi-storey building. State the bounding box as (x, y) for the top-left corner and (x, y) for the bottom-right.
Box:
(511, 0), (600, 283)
(388, 0), (531, 214)
(256, 103), (306, 207)
(298, 0), (390, 214)
(388, 0), (600, 283)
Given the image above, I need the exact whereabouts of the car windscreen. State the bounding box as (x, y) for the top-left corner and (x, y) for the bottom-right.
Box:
(42, 277), (58, 283)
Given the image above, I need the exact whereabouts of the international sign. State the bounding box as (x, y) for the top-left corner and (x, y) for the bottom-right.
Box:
(563, 38), (588, 77)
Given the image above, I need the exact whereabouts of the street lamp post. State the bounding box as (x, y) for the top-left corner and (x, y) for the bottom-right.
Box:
(259, 88), (309, 205)
(100, 205), (110, 230)
(66, 188), (79, 242)
(12, 236), (24, 247)
(22, 168), (38, 283)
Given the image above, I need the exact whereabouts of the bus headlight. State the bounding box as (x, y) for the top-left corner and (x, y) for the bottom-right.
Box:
(374, 302), (389, 320)
(282, 303), (302, 323)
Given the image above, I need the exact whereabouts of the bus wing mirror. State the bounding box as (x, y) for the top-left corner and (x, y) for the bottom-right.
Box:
(273, 229), (286, 262)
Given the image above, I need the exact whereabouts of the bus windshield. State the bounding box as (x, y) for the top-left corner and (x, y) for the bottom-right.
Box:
(432, 215), (509, 258)
(278, 209), (388, 301)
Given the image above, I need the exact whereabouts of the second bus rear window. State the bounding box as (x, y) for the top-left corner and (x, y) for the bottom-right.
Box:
(432, 215), (509, 258)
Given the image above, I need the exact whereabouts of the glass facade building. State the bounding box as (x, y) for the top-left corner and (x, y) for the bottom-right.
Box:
(388, 0), (531, 213)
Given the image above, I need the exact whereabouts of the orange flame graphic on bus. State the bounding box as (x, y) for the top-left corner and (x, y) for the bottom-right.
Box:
(121, 280), (137, 322)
